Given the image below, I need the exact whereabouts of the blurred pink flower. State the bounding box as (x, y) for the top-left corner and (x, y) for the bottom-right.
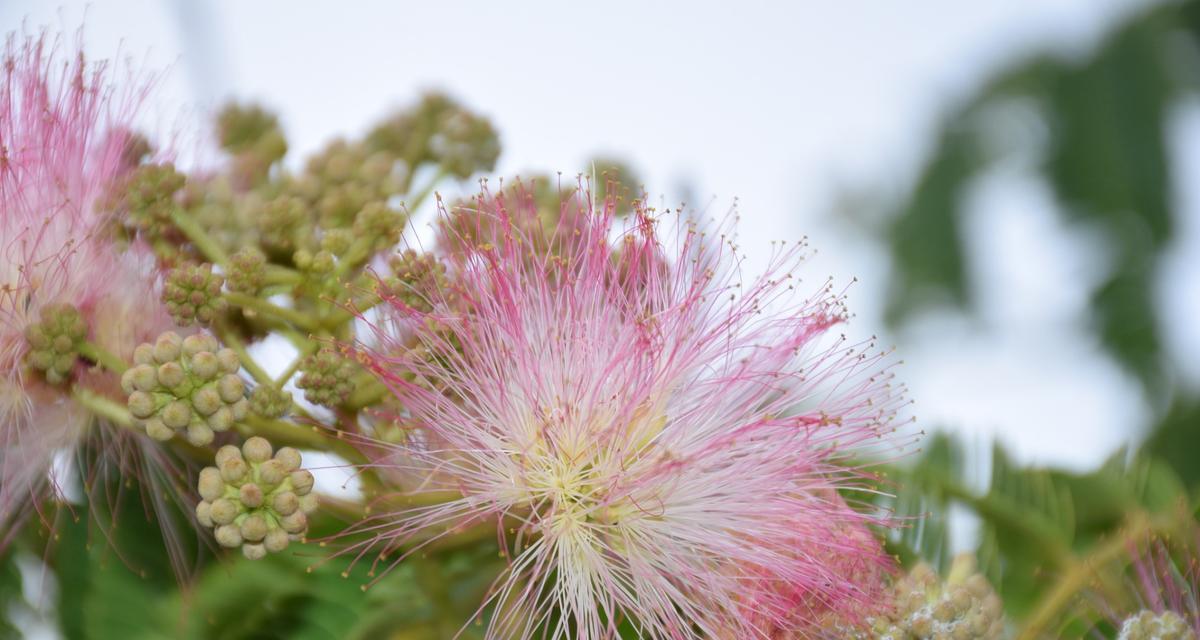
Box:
(0, 31), (189, 572)
(349, 184), (911, 639)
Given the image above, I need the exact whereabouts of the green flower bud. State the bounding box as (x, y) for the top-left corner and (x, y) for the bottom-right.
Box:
(23, 303), (87, 384)
(163, 263), (227, 327)
(198, 468), (224, 501)
(296, 348), (357, 408)
(123, 331), (247, 443)
(193, 438), (317, 559)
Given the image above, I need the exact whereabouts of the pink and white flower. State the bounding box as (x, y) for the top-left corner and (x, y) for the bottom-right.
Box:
(0, 31), (187, 567)
(350, 184), (911, 638)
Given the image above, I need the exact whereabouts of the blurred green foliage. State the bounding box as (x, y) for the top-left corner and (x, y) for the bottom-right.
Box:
(878, 0), (1200, 487)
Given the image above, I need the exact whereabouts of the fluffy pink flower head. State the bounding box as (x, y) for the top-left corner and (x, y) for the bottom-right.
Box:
(0, 31), (181, 556)
(351, 183), (911, 639)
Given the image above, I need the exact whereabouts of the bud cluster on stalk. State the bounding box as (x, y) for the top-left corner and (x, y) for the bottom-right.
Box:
(195, 437), (317, 560)
(163, 262), (227, 326)
(122, 332), (248, 445)
(853, 554), (1004, 640)
(1116, 610), (1196, 640)
(296, 348), (358, 408)
(24, 303), (87, 384)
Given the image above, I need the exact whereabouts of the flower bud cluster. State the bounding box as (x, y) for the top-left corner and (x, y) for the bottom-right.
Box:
(861, 554), (1004, 639)
(255, 195), (309, 256)
(367, 92), (499, 179)
(195, 437), (317, 560)
(296, 348), (357, 408)
(226, 247), (267, 295)
(382, 249), (447, 313)
(1118, 610), (1196, 640)
(24, 303), (87, 384)
(122, 332), (248, 445)
(250, 385), (292, 419)
(217, 103), (287, 161)
(292, 140), (400, 230)
(163, 263), (227, 326)
(120, 163), (186, 235)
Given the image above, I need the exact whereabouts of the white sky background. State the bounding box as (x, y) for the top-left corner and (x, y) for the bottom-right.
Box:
(4, 0), (1192, 474)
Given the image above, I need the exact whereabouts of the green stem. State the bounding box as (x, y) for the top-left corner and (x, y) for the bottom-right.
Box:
(224, 291), (319, 333)
(170, 209), (230, 266)
(72, 387), (134, 429)
(214, 321), (273, 386)
(406, 168), (446, 213)
(78, 341), (128, 375)
(347, 376), (388, 410)
(917, 468), (1074, 569)
(242, 415), (365, 464)
(264, 265), (304, 287)
(1016, 513), (1174, 640)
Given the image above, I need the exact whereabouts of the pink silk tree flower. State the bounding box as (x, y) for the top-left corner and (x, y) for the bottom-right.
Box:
(0, 31), (190, 571)
(350, 184), (911, 639)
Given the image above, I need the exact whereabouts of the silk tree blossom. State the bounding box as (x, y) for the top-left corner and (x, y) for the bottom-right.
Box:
(0, 31), (189, 569)
(349, 184), (912, 639)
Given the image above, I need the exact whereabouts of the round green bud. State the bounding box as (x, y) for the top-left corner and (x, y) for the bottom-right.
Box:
(299, 493), (319, 514)
(133, 343), (154, 365)
(242, 436), (273, 463)
(153, 332), (182, 363)
(190, 351), (219, 380)
(217, 375), (245, 404)
(127, 391), (156, 419)
(263, 529), (289, 553)
(274, 447), (302, 472)
(242, 543), (266, 561)
(161, 400), (192, 429)
(197, 468), (224, 501)
(271, 491), (298, 516)
(279, 510), (307, 535)
(195, 501), (213, 528)
(215, 444), (241, 467)
(210, 499), (239, 526)
(258, 460), (286, 487)
(239, 483), (264, 509)
(156, 361), (186, 388)
(185, 423), (214, 446)
(208, 406), (235, 431)
(239, 514), (268, 542)
(290, 470), (315, 495)
(192, 386), (222, 416)
(216, 348), (241, 374)
(214, 524), (242, 548)
(144, 419), (173, 441)
(220, 458), (249, 484)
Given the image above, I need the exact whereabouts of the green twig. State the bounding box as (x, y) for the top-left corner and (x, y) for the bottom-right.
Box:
(214, 321), (273, 386)
(170, 209), (230, 266)
(72, 387), (134, 429)
(242, 414), (365, 465)
(224, 291), (319, 333)
(78, 340), (128, 375)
